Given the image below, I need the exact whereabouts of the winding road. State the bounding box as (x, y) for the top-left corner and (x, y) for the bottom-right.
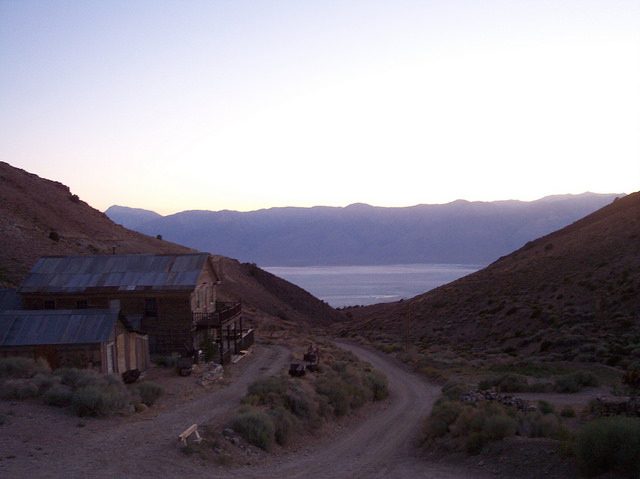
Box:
(0, 342), (486, 478)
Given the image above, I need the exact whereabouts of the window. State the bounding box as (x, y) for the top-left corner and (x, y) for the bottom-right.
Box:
(76, 300), (88, 309)
(44, 299), (55, 310)
(144, 298), (158, 317)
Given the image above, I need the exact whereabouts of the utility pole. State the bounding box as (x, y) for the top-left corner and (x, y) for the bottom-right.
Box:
(403, 302), (412, 352)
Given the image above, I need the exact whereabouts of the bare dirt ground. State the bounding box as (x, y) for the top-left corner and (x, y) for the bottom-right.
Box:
(0, 342), (493, 479)
(0, 344), (288, 478)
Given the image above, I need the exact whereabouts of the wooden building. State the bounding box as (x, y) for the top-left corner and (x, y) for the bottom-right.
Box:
(0, 307), (149, 374)
(18, 253), (252, 362)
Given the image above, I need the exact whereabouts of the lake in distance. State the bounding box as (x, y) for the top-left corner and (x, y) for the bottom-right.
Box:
(264, 263), (481, 308)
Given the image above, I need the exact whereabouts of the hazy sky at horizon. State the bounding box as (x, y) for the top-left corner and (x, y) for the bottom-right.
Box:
(1, 1), (639, 214)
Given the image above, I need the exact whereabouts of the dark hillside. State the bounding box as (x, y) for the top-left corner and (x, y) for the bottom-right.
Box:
(0, 161), (341, 325)
(0, 161), (190, 287)
(345, 193), (640, 366)
(214, 258), (344, 323)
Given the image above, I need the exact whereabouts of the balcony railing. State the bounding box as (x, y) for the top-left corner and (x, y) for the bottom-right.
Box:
(238, 329), (254, 351)
(193, 301), (241, 327)
(216, 301), (242, 322)
(217, 329), (254, 363)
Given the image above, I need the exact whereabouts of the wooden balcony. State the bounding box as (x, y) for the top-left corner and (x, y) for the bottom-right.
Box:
(193, 301), (241, 328)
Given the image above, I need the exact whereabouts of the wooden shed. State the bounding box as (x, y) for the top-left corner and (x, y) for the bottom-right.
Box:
(0, 308), (149, 374)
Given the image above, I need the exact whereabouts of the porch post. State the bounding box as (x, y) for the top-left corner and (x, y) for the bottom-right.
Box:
(233, 320), (238, 354)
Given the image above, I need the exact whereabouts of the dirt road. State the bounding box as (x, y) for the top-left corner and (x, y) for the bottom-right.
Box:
(0, 342), (485, 478)
(230, 342), (485, 479)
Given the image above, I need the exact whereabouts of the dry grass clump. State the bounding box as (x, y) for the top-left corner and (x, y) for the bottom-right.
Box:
(43, 384), (73, 407)
(71, 381), (131, 417)
(575, 416), (640, 477)
(553, 372), (599, 393)
(230, 408), (276, 450)
(0, 378), (40, 400)
(422, 396), (570, 455)
(477, 371), (599, 394)
(0, 356), (49, 379)
(133, 381), (164, 406)
(0, 357), (162, 417)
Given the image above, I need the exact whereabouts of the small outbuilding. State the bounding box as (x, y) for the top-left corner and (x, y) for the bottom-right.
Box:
(0, 307), (149, 374)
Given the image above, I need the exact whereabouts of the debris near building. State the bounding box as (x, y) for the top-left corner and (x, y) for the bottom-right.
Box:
(289, 343), (321, 377)
(197, 363), (224, 387)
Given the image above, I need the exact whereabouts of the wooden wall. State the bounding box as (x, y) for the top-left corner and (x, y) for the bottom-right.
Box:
(22, 292), (195, 356)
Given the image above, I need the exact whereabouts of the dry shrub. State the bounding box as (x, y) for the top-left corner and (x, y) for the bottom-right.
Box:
(315, 373), (350, 416)
(43, 384), (73, 407)
(231, 408), (275, 450)
(55, 368), (102, 389)
(365, 371), (389, 400)
(576, 416), (640, 477)
(134, 381), (163, 406)
(0, 357), (48, 379)
(71, 380), (130, 417)
(553, 372), (598, 393)
(268, 407), (297, 446)
(0, 378), (39, 399)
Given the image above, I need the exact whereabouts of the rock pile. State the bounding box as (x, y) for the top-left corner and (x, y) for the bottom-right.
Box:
(592, 396), (640, 417)
(460, 389), (534, 412)
(197, 363), (224, 387)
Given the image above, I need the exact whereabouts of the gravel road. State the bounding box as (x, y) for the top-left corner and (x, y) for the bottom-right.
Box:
(0, 342), (486, 479)
(230, 341), (485, 479)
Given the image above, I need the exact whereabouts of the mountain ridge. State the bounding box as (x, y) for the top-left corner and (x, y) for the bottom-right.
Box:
(106, 193), (622, 266)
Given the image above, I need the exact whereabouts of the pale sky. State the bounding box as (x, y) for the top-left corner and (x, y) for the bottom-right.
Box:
(1, 1), (638, 215)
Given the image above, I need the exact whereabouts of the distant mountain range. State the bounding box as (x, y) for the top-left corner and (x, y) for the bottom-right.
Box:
(344, 191), (640, 366)
(106, 193), (622, 266)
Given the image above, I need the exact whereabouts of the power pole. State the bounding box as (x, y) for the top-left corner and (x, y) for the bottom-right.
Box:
(403, 302), (412, 352)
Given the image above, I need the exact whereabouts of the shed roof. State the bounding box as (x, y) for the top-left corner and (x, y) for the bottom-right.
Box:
(19, 253), (216, 294)
(0, 309), (119, 346)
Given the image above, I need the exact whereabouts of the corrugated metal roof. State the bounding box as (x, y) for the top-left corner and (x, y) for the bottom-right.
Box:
(0, 289), (22, 311)
(0, 309), (118, 346)
(18, 253), (212, 294)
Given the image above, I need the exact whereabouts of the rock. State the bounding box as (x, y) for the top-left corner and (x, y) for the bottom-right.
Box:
(134, 402), (148, 413)
(223, 428), (235, 437)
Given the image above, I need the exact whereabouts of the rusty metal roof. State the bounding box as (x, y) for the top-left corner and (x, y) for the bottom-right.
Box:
(19, 253), (213, 294)
(0, 309), (118, 346)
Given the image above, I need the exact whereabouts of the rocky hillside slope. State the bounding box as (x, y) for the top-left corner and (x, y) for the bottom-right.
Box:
(0, 161), (342, 324)
(345, 192), (640, 366)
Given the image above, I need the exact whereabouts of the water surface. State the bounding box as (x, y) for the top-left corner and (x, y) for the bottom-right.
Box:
(264, 263), (481, 308)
